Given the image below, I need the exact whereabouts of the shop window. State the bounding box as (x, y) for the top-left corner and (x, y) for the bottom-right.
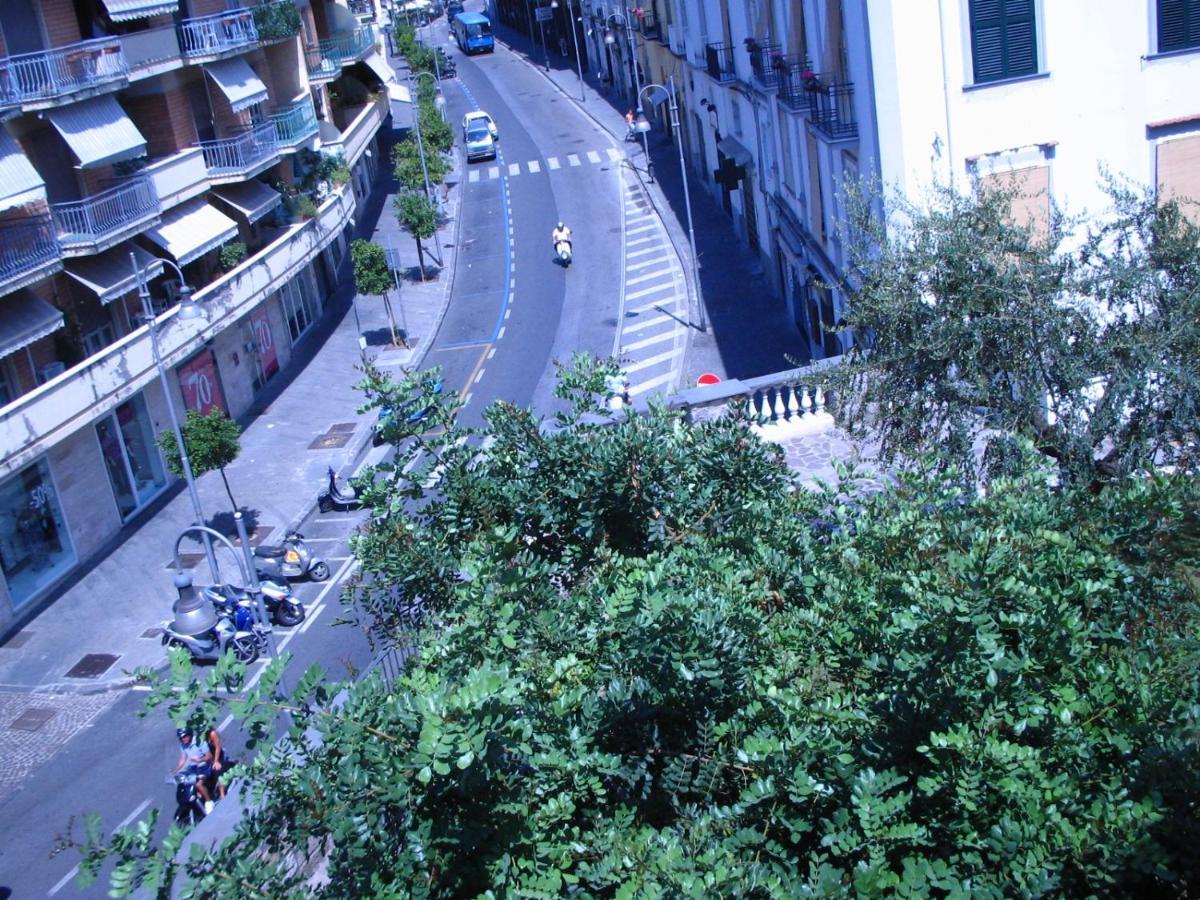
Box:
(95, 395), (167, 521)
(281, 268), (321, 343)
(0, 459), (76, 610)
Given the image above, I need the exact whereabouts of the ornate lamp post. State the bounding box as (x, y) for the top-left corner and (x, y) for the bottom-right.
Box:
(605, 12), (648, 170)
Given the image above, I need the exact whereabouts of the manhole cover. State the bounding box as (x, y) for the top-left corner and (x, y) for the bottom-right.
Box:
(10, 707), (56, 732)
(328, 422), (357, 433)
(2, 630), (33, 649)
(141, 627), (163, 639)
(64, 653), (120, 679)
(164, 552), (205, 570)
(308, 432), (351, 450)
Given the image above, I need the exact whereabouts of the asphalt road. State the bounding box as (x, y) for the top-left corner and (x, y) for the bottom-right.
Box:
(0, 10), (625, 897)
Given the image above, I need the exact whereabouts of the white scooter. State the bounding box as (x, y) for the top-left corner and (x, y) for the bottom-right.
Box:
(554, 237), (572, 267)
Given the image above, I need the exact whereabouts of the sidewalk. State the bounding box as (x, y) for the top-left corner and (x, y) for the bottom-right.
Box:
(0, 57), (462, 794)
(494, 21), (810, 385)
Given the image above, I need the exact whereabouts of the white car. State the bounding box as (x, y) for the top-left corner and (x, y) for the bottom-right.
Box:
(462, 110), (498, 142)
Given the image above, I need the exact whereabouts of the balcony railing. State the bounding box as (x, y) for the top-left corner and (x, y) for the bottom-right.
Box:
(635, 11), (660, 39)
(270, 97), (319, 147)
(0, 38), (127, 106)
(348, 0), (376, 18)
(807, 75), (857, 141)
(745, 40), (783, 90)
(777, 58), (817, 112)
(305, 45), (340, 81)
(178, 8), (258, 59)
(318, 94), (386, 168)
(51, 176), (159, 253)
(199, 122), (280, 179)
(705, 42), (736, 83)
(319, 25), (376, 64)
(119, 25), (181, 76)
(0, 215), (61, 290)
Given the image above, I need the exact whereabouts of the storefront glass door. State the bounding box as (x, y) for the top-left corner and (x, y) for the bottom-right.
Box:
(96, 395), (167, 521)
(0, 459), (75, 609)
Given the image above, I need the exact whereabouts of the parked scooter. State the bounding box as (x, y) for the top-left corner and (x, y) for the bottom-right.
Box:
(318, 465), (360, 513)
(161, 614), (260, 664)
(200, 580), (305, 628)
(253, 532), (329, 582)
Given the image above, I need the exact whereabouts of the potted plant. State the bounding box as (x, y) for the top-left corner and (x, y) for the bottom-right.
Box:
(802, 69), (826, 93)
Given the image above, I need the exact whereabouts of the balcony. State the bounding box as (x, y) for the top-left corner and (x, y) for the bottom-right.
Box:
(0, 38), (127, 108)
(178, 8), (258, 60)
(705, 42), (736, 83)
(318, 94), (386, 168)
(270, 97), (319, 149)
(777, 58), (817, 112)
(50, 175), (160, 255)
(0, 216), (62, 295)
(745, 40), (783, 90)
(0, 186), (357, 476)
(145, 148), (209, 210)
(119, 25), (182, 79)
(807, 75), (858, 141)
(305, 45), (340, 82)
(319, 25), (376, 65)
(635, 11), (660, 39)
(667, 24), (686, 57)
(198, 122), (281, 182)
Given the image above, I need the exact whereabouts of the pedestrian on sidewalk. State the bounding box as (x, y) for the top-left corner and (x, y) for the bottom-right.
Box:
(625, 109), (636, 141)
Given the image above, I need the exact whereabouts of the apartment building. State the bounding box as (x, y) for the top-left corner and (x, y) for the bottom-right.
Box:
(0, 0), (392, 629)
(583, 0), (1200, 361)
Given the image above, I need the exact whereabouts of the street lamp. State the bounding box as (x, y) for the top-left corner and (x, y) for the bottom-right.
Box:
(635, 78), (706, 332)
(130, 252), (224, 577)
(405, 68), (446, 266)
(536, 0), (551, 71)
(605, 12), (649, 172)
(557, 0), (586, 102)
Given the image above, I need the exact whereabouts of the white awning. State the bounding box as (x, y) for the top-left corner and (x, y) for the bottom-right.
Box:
(0, 290), (64, 359)
(363, 52), (396, 84)
(64, 243), (163, 304)
(142, 198), (238, 266)
(204, 58), (269, 113)
(100, 0), (179, 21)
(386, 81), (411, 103)
(46, 96), (147, 169)
(210, 180), (282, 224)
(0, 127), (44, 211)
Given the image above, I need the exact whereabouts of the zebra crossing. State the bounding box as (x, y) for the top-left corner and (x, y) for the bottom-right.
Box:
(614, 169), (689, 401)
(465, 147), (623, 182)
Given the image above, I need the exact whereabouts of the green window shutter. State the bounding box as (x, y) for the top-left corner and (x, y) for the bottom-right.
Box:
(969, 0), (1038, 84)
(1158, 0), (1200, 52)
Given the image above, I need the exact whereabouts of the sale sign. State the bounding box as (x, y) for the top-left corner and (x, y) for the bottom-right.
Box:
(176, 350), (227, 416)
(251, 307), (279, 380)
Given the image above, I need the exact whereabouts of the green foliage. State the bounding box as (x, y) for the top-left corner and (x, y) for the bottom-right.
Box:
(392, 137), (448, 191)
(218, 241), (247, 272)
(251, 0), (300, 40)
(835, 176), (1200, 485)
(393, 22), (416, 57)
(294, 194), (318, 220)
(350, 239), (392, 298)
(417, 103), (453, 155)
(394, 190), (437, 241)
(156, 409), (242, 510)
(99, 361), (1200, 896)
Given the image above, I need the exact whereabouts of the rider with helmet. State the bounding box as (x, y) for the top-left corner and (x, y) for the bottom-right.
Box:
(551, 221), (572, 256)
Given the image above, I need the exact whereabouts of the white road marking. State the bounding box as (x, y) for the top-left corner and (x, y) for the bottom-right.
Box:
(626, 267), (674, 285)
(297, 602), (326, 634)
(586, 150), (602, 163)
(567, 154), (581, 166)
(625, 347), (682, 374)
(488, 166), (500, 179)
(547, 156), (560, 169)
(626, 224), (657, 236)
(622, 312), (673, 332)
(622, 329), (676, 353)
(498, 325), (506, 339)
(468, 170), (480, 182)
(508, 162), (520, 176)
(474, 368), (486, 384)
(627, 243), (666, 257)
(626, 256), (669, 271)
(630, 370), (677, 396)
(487, 347), (496, 359)
(606, 147), (621, 161)
(626, 281), (678, 301)
(528, 160), (541, 173)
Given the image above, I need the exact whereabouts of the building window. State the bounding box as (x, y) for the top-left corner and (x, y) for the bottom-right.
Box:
(968, 0), (1038, 84)
(0, 362), (13, 407)
(1156, 133), (1200, 225)
(281, 269), (321, 343)
(96, 394), (167, 521)
(82, 323), (116, 357)
(0, 458), (75, 610)
(1158, 0), (1200, 52)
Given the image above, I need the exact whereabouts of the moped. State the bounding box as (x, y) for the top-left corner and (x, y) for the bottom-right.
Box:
(161, 614), (259, 664)
(254, 532), (329, 582)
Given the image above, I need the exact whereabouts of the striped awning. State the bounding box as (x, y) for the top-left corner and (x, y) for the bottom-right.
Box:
(204, 58), (269, 113)
(0, 290), (64, 359)
(64, 243), (164, 304)
(99, 0), (179, 21)
(142, 199), (238, 266)
(45, 96), (147, 169)
(363, 52), (395, 85)
(210, 180), (282, 224)
(0, 127), (44, 211)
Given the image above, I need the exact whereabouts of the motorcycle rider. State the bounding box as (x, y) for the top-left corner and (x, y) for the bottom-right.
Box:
(551, 221), (572, 256)
(172, 728), (216, 813)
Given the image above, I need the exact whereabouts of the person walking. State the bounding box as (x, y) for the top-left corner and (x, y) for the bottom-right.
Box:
(625, 109), (636, 141)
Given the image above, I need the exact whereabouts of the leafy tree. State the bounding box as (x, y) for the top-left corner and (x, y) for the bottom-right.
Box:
(417, 102), (453, 155)
(84, 359), (1200, 896)
(156, 408), (242, 510)
(393, 22), (416, 57)
(394, 190), (438, 279)
(834, 177), (1200, 485)
(350, 238), (404, 347)
(392, 137), (447, 192)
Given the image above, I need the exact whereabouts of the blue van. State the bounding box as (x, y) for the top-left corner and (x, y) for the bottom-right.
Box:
(452, 11), (494, 54)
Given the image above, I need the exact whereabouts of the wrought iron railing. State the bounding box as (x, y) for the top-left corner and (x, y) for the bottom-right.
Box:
(304, 45), (339, 81)
(198, 122), (280, 176)
(704, 42), (736, 82)
(745, 40), (783, 89)
(178, 7), (258, 58)
(777, 58), (817, 112)
(0, 215), (60, 286)
(50, 176), (158, 250)
(270, 97), (319, 146)
(318, 25), (375, 64)
(635, 11), (660, 38)
(808, 76), (857, 140)
(0, 37), (126, 105)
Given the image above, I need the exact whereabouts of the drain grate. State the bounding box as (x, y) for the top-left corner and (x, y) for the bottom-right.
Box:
(308, 432), (351, 450)
(65, 653), (120, 679)
(164, 552), (205, 570)
(328, 422), (357, 433)
(2, 630), (33, 649)
(10, 707), (56, 732)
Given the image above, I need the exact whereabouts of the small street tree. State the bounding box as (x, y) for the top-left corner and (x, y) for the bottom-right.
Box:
(156, 408), (242, 510)
(392, 137), (447, 194)
(350, 238), (404, 347)
(394, 190), (438, 280)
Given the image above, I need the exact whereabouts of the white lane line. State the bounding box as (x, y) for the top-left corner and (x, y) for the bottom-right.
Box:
(547, 156), (560, 169)
(49, 798), (154, 895)
(498, 325), (506, 339)
(627, 235), (661, 247)
(528, 160), (541, 173)
(468, 170), (480, 183)
(297, 602), (326, 634)
(624, 347), (682, 374)
(627, 245), (666, 259)
(626, 267), (675, 286)
(462, 392), (473, 406)
(487, 347), (496, 359)
(508, 162), (520, 176)
(567, 154), (581, 166)
(474, 368), (486, 384)
(621, 329), (676, 353)
(630, 370), (677, 396)
(586, 150), (601, 163)
(488, 166), (500, 179)
(627, 224), (657, 236)
(627, 282), (679, 301)
(606, 147), (622, 161)
(622, 312), (673, 332)
(315, 516), (361, 523)
(626, 256), (670, 271)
